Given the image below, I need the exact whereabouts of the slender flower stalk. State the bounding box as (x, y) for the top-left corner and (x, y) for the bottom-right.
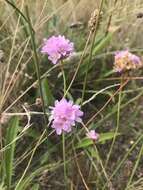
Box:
(81, 0), (104, 105)
(105, 77), (123, 168)
(25, 6), (48, 134)
(41, 35), (74, 183)
(60, 60), (66, 95)
(60, 60), (67, 182)
(49, 98), (83, 182)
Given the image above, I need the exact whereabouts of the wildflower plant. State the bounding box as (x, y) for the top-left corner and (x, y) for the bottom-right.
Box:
(41, 35), (74, 64)
(2, 1), (143, 190)
(49, 98), (83, 135)
(113, 50), (142, 73)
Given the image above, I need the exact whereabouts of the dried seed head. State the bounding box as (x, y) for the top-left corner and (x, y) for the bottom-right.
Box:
(24, 102), (30, 109)
(0, 114), (10, 124)
(35, 98), (42, 106)
(24, 73), (32, 79)
(39, 170), (49, 188)
(88, 9), (103, 32)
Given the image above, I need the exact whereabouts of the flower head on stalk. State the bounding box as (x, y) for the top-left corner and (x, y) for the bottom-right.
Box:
(86, 130), (99, 141)
(113, 50), (142, 73)
(41, 35), (74, 64)
(49, 98), (83, 135)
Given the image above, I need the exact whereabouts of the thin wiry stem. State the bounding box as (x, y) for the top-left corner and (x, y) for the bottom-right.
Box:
(105, 77), (123, 168)
(62, 133), (67, 182)
(60, 60), (67, 182)
(60, 61), (66, 95)
(102, 134), (143, 190)
(125, 143), (143, 189)
(1, 38), (30, 107)
(15, 129), (46, 190)
(3, 64), (57, 113)
(4, 1), (48, 135)
(0, 1), (23, 110)
(81, 0), (104, 105)
(85, 78), (129, 126)
(25, 6), (48, 134)
(73, 143), (90, 190)
(81, 122), (112, 188)
(64, 32), (92, 97)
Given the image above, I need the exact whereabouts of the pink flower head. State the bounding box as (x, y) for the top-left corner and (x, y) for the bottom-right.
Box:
(41, 35), (74, 64)
(86, 130), (99, 141)
(49, 98), (83, 135)
(113, 50), (142, 72)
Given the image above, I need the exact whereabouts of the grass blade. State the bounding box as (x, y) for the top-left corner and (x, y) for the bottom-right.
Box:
(4, 116), (19, 189)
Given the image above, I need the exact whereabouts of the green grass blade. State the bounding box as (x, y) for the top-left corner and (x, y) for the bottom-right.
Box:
(41, 78), (54, 107)
(4, 116), (19, 189)
(76, 132), (121, 149)
(92, 27), (118, 55)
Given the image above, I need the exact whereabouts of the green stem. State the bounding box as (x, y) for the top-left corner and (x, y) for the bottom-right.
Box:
(25, 6), (48, 134)
(105, 78), (122, 168)
(11, 0), (29, 38)
(102, 134), (143, 190)
(15, 129), (46, 190)
(81, 34), (95, 104)
(81, 0), (104, 105)
(125, 143), (143, 190)
(62, 132), (67, 182)
(60, 61), (66, 95)
(60, 61), (67, 182)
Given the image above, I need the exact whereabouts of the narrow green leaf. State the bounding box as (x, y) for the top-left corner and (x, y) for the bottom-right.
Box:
(76, 138), (93, 149)
(76, 132), (121, 149)
(98, 132), (120, 143)
(4, 116), (19, 189)
(88, 147), (98, 158)
(93, 27), (119, 55)
(31, 184), (39, 190)
(77, 27), (118, 78)
(41, 78), (54, 107)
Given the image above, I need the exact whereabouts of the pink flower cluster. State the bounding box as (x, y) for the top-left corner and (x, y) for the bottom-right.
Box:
(86, 130), (99, 141)
(41, 35), (74, 64)
(49, 99), (83, 135)
(114, 50), (142, 72)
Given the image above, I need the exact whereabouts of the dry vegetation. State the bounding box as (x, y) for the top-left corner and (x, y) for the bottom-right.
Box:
(0, 0), (143, 190)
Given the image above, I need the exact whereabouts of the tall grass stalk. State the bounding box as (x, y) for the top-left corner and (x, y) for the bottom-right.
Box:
(102, 134), (143, 190)
(105, 77), (123, 167)
(81, 122), (112, 188)
(3, 64), (57, 113)
(64, 32), (92, 97)
(0, 1), (23, 110)
(125, 143), (143, 189)
(73, 143), (90, 190)
(4, 1), (48, 135)
(2, 38), (30, 106)
(85, 78), (129, 127)
(15, 129), (46, 190)
(25, 6), (48, 132)
(81, 0), (104, 104)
